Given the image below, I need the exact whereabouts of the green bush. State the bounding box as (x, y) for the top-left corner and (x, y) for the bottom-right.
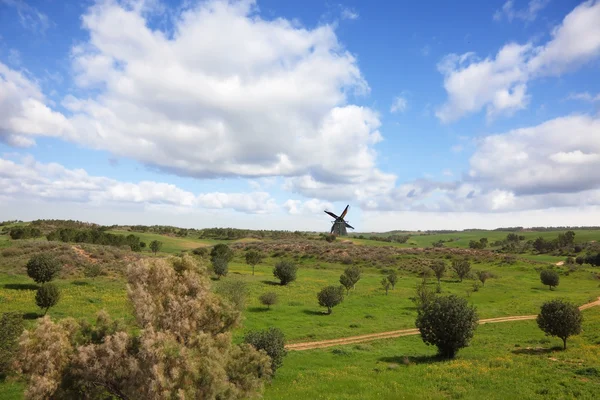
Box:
(35, 283), (61, 315)
(317, 285), (344, 314)
(83, 263), (102, 278)
(210, 244), (233, 263)
(540, 269), (560, 290)
(26, 254), (62, 284)
(273, 261), (297, 286)
(0, 312), (24, 377)
(244, 327), (287, 375)
(212, 257), (229, 279)
(259, 292), (278, 309)
(537, 299), (582, 350)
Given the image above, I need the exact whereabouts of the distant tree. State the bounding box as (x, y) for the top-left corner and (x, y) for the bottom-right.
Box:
(537, 299), (582, 350)
(415, 294), (479, 359)
(273, 261), (297, 286)
(317, 285), (344, 314)
(557, 231), (576, 248)
(476, 270), (491, 286)
(259, 292), (278, 309)
(412, 281), (436, 310)
(479, 237), (488, 248)
(212, 257), (229, 279)
(26, 254), (62, 284)
(506, 233), (520, 242)
(35, 283), (60, 315)
(387, 270), (398, 289)
(149, 240), (163, 255)
(0, 312), (24, 377)
(430, 260), (446, 284)
(210, 243), (234, 263)
(341, 266), (361, 290)
(244, 328), (287, 375)
(140, 241), (147, 249)
(540, 269), (560, 290)
(216, 278), (247, 310)
(245, 250), (263, 276)
(339, 273), (354, 295)
(381, 278), (391, 295)
(451, 260), (471, 282)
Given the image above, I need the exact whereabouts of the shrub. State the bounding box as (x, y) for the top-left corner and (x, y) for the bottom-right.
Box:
(259, 292), (278, 309)
(342, 266), (361, 289)
(212, 257), (229, 279)
(244, 327), (287, 375)
(451, 260), (471, 282)
(325, 234), (336, 243)
(83, 263), (102, 278)
(210, 243), (234, 263)
(430, 260), (446, 283)
(415, 294), (479, 358)
(536, 299), (582, 349)
(381, 278), (391, 295)
(35, 283), (61, 315)
(317, 285), (344, 314)
(216, 278), (248, 311)
(26, 254), (62, 284)
(273, 261), (297, 286)
(149, 240), (163, 254)
(476, 270), (491, 286)
(540, 269), (560, 290)
(192, 247), (208, 257)
(412, 281), (436, 309)
(340, 273), (354, 294)
(387, 270), (398, 289)
(0, 312), (24, 377)
(245, 250), (263, 275)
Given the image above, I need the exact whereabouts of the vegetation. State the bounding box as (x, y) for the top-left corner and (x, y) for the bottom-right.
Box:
(0, 312), (24, 378)
(8, 226), (42, 240)
(536, 299), (583, 350)
(212, 256), (229, 279)
(415, 294), (479, 358)
(26, 254), (62, 284)
(380, 278), (391, 295)
(47, 228), (143, 251)
(244, 327), (287, 375)
(387, 270), (398, 289)
(149, 239), (162, 254)
(35, 283), (61, 315)
(245, 249), (263, 275)
(216, 278), (248, 311)
(451, 260), (471, 282)
(273, 261), (298, 286)
(340, 265), (361, 292)
(259, 292), (278, 309)
(430, 260), (446, 284)
(476, 270), (492, 286)
(317, 285), (345, 314)
(540, 269), (560, 290)
(210, 243), (234, 263)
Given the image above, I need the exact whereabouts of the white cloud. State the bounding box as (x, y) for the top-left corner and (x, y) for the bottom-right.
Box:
(567, 92), (600, 102)
(1, 0), (51, 33)
(390, 95), (408, 113)
(283, 198), (333, 215)
(340, 7), (359, 20)
(0, 155), (278, 214)
(7, 49), (21, 66)
(493, 0), (550, 22)
(438, 0), (600, 122)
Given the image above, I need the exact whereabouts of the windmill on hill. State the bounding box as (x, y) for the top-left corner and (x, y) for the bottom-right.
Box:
(324, 205), (354, 236)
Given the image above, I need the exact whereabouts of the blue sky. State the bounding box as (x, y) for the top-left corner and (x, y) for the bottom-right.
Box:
(1, 0), (600, 231)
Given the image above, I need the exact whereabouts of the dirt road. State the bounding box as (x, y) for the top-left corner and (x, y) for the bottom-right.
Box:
(286, 296), (600, 351)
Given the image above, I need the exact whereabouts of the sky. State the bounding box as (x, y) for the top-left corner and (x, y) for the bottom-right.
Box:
(1, 0), (600, 232)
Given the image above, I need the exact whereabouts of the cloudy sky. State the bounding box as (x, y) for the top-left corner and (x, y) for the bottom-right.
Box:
(1, 0), (600, 231)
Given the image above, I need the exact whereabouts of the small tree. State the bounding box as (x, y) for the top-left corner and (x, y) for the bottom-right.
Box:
(381, 278), (391, 295)
(210, 244), (234, 263)
(26, 254), (62, 284)
(536, 299), (582, 350)
(430, 260), (446, 284)
(451, 260), (471, 282)
(339, 273), (354, 295)
(1, 312), (24, 377)
(387, 270), (398, 289)
(540, 269), (559, 290)
(342, 265), (361, 289)
(413, 281), (436, 309)
(216, 278), (248, 310)
(259, 292), (278, 309)
(35, 283), (61, 315)
(245, 250), (263, 275)
(212, 257), (229, 279)
(415, 294), (479, 358)
(244, 327), (287, 375)
(317, 285), (344, 314)
(149, 240), (163, 255)
(476, 270), (491, 286)
(273, 261), (297, 286)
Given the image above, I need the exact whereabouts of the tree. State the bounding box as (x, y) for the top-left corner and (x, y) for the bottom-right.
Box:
(412, 281), (436, 309)
(339, 273), (354, 294)
(387, 270), (398, 289)
(342, 265), (361, 290)
(1, 312), (24, 377)
(381, 278), (391, 295)
(273, 261), (297, 286)
(540, 269), (560, 290)
(430, 260), (446, 284)
(244, 328), (287, 375)
(16, 256), (271, 399)
(536, 299), (582, 350)
(212, 256), (229, 279)
(415, 294), (479, 358)
(451, 260), (471, 282)
(210, 243), (234, 263)
(149, 240), (163, 254)
(245, 250), (263, 275)
(35, 283), (61, 315)
(259, 292), (278, 309)
(476, 270), (491, 286)
(216, 278), (248, 310)
(26, 254), (62, 284)
(317, 285), (344, 314)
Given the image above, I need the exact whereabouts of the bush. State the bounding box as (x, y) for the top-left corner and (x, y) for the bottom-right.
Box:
(149, 240), (163, 254)
(212, 257), (229, 279)
(451, 260), (471, 282)
(273, 261), (297, 286)
(26, 254), (62, 284)
(35, 283), (61, 315)
(325, 234), (336, 243)
(476, 270), (491, 286)
(210, 243), (233, 263)
(415, 294), (479, 358)
(536, 299), (582, 349)
(381, 278), (391, 295)
(244, 327), (287, 375)
(430, 260), (446, 283)
(387, 270), (398, 289)
(216, 279), (248, 311)
(259, 292), (278, 309)
(540, 269), (560, 290)
(412, 281), (435, 309)
(192, 247), (209, 257)
(317, 285), (344, 314)
(0, 312), (24, 377)
(83, 263), (102, 278)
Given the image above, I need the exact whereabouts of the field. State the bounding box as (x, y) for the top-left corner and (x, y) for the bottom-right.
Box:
(1, 226), (600, 399)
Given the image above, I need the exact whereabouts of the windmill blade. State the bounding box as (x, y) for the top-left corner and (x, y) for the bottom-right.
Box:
(344, 222), (354, 230)
(330, 224), (335, 234)
(324, 210), (339, 219)
(340, 205), (349, 219)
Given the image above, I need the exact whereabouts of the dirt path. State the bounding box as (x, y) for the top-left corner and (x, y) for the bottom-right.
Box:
(286, 297), (600, 351)
(71, 245), (97, 263)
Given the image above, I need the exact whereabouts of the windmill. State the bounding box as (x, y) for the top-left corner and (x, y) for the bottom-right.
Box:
(324, 205), (354, 236)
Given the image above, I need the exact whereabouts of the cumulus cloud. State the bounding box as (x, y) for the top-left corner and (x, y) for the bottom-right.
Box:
(493, 0), (549, 22)
(567, 92), (600, 102)
(340, 7), (359, 20)
(390, 96), (408, 113)
(283, 198), (333, 215)
(0, 155), (278, 214)
(438, 0), (600, 122)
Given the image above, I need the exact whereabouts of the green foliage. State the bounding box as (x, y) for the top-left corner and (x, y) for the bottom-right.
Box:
(412, 281), (436, 309)
(149, 240), (163, 254)
(469, 237), (488, 249)
(540, 269), (559, 290)
(216, 278), (248, 311)
(273, 261), (298, 286)
(387, 270), (398, 289)
(317, 285), (344, 314)
(210, 243), (234, 263)
(342, 266), (361, 289)
(244, 327), (287, 375)
(0, 312), (24, 377)
(476, 270), (492, 286)
(192, 246), (209, 257)
(536, 299), (582, 349)
(415, 294), (479, 358)
(212, 256), (229, 279)
(35, 283), (61, 315)
(245, 250), (263, 275)
(325, 234), (336, 243)
(259, 292), (278, 309)
(9, 226), (42, 240)
(451, 260), (471, 282)
(339, 273), (354, 294)
(430, 260), (446, 283)
(83, 263), (102, 278)
(26, 254), (62, 284)
(380, 278), (391, 295)
(47, 227), (142, 251)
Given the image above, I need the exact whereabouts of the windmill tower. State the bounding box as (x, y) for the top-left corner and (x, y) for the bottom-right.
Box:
(324, 205), (354, 236)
